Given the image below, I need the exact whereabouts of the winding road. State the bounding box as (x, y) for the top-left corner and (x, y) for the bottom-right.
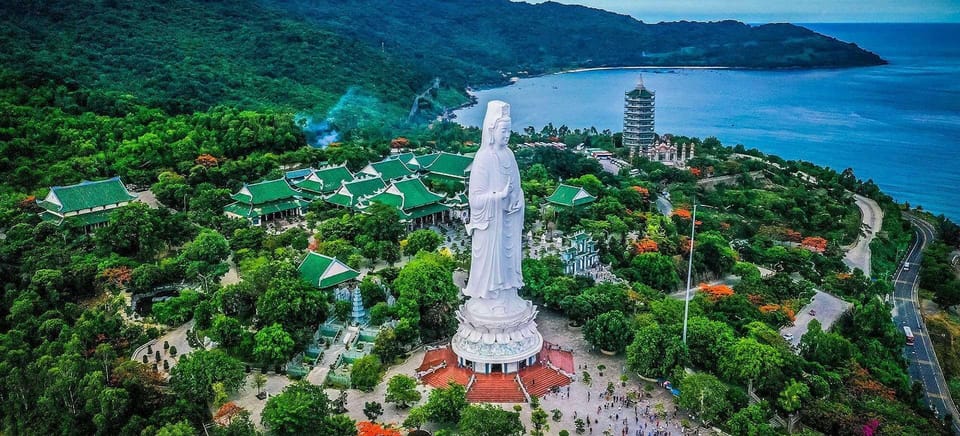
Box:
(843, 194), (883, 276)
(892, 216), (959, 431)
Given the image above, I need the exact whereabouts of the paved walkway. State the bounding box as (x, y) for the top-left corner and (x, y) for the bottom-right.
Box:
(656, 194), (673, 217)
(842, 194), (883, 277)
(130, 319), (196, 377)
(226, 310), (701, 434)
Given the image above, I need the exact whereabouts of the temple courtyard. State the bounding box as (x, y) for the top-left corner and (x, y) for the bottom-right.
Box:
(226, 309), (705, 435)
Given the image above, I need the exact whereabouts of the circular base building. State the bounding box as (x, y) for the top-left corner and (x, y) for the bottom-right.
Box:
(451, 290), (543, 374)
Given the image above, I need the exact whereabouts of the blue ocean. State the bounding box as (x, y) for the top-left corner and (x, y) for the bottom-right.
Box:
(454, 23), (960, 222)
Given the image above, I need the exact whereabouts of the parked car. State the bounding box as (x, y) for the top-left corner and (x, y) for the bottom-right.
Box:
(809, 309), (816, 316)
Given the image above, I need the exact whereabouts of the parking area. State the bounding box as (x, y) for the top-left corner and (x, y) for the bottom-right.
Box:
(779, 290), (853, 351)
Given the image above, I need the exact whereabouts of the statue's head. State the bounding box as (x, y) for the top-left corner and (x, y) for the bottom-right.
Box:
(482, 100), (511, 149)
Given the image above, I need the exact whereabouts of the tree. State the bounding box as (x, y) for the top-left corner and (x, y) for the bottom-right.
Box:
(799, 319), (855, 369)
(94, 203), (164, 260)
(252, 373), (267, 395)
(169, 350), (245, 406)
(372, 327), (404, 363)
(685, 316), (736, 371)
(256, 274), (327, 333)
(424, 381), (468, 424)
(720, 338), (784, 392)
(583, 310), (633, 353)
(393, 252), (460, 341)
(351, 355), (382, 391)
(678, 373), (730, 425)
(253, 323), (295, 364)
(262, 381), (351, 435)
(626, 323), (687, 378)
(334, 300), (352, 323)
(403, 229), (444, 256)
(155, 420), (196, 436)
(210, 314), (243, 347)
(403, 406), (428, 429)
(778, 379), (810, 414)
(458, 404), (524, 436)
(363, 401), (384, 422)
(361, 202), (405, 243)
(369, 302), (392, 325)
(628, 253), (681, 291)
(725, 402), (775, 436)
(385, 374), (421, 409)
(530, 407), (549, 436)
(179, 229), (231, 292)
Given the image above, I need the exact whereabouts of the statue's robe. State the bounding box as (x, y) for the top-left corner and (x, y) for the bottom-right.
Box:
(464, 146), (525, 299)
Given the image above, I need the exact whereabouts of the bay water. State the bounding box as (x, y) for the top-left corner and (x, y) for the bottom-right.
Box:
(454, 24), (960, 221)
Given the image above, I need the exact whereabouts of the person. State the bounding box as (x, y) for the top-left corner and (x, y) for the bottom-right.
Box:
(464, 100), (524, 300)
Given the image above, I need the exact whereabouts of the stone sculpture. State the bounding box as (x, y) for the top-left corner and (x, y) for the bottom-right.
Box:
(451, 100), (543, 373)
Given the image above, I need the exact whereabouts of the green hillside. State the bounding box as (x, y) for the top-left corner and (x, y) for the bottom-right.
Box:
(273, 0), (886, 85)
(0, 0), (431, 114)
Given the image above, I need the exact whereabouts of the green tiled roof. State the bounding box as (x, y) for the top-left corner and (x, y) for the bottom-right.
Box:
(295, 166), (355, 195)
(71, 209), (115, 226)
(231, 179), (301, 205)
(324, 177), (386, 208)
(402, 202), (450, 221)
(627, 87), (654, 99)
(416, 153), (440, 168)
(394, 152), (421, 170)
(424, 152), (473, 179)
(444, 192), (469, 208)
(224, 199), (305, 218)
(546, 184), (596, 207)
(39, 177), (137, 213)
(363, 158), (415, 180)
(298, 252), (360, 289)
(39, 211), (63, 223)
(368, 179), (445, 211)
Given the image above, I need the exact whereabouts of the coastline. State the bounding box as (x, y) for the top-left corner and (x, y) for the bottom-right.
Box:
(556, 65), (732, 74)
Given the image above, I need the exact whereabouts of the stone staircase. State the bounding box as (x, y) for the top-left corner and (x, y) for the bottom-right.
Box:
(467, 373), (526, 403)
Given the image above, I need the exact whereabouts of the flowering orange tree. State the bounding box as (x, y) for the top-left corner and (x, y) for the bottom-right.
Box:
(100, 266), (133, 289)
(633, 238), (659, 253)
(801, 236), (828, 253)
(195, 153), (218, 168)
(357, 421), (403, 436)
(214, 402), (243, 425)
(390, 137), (410, 149)
(700, 283), (734, 301)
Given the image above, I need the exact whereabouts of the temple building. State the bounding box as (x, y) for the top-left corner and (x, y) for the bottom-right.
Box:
(325, 176), (388, 209)
(641, 135), (694, 167)
(297, 252), (360, 290)
(37, 177), (139, 230)
(293, 165), (355, 199)
(545, 184), (597, 209)
(623, 77), (655, 156)
(362, 177), (452, 227)
(358, 156), (416, 181)
(558, 232), (600, 276)
(419, 152), (474, 184)
(223, 178), (308, 226)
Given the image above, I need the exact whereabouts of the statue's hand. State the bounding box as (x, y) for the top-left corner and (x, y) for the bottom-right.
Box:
(494, 186), (509, 200)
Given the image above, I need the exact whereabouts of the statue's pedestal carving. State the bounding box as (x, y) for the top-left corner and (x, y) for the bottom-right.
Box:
(451, 289), (543, 373)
